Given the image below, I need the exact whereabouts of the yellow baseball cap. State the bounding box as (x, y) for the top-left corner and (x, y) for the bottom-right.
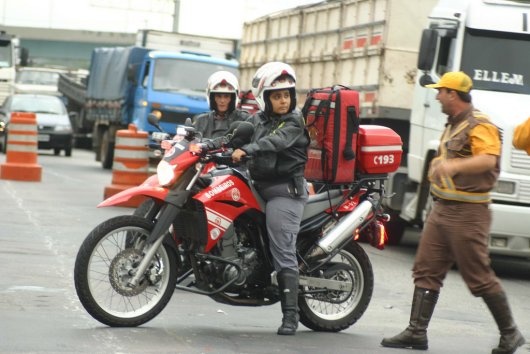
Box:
(425, 71), (473, 93)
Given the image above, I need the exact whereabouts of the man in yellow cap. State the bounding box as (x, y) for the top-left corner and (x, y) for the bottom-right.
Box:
(381, 71), (525, 354)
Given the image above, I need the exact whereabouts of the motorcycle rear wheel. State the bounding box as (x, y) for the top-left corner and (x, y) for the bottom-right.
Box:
(299, 241), (373, 332)
(74, 215), (178, 327)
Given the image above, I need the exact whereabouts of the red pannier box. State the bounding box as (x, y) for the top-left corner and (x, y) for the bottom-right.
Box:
(356, 125), (402, 174)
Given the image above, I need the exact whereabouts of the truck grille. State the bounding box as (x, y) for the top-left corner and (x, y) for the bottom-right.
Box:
(510, 147), (530, 169)
(509, 147), (530, 202)
(519, 180), (530, 201)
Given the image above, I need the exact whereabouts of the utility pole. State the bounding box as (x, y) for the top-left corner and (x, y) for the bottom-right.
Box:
(173, 0), (180, 33)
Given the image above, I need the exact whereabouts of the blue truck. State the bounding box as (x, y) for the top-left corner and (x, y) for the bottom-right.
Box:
(59, 46), (239, 168)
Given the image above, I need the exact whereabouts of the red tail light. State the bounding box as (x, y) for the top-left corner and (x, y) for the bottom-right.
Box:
(375, 221), (387, 250)
(356, 220), (387, 250)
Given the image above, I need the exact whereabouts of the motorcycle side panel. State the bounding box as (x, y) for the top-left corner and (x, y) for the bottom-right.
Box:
(194, 174), (262, 252)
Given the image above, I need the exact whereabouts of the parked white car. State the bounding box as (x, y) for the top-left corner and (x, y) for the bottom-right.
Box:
(0, 94), (74, 156)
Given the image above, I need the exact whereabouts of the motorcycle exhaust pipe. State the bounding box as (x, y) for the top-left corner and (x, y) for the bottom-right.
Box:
(306, 200), (374, 259)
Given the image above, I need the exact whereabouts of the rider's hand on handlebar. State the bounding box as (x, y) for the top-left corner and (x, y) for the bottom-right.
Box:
(190, 139), (220, 155)
(232, 148), (247, 163)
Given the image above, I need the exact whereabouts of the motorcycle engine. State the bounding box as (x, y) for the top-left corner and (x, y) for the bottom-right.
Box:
(207, 225), (262, 292)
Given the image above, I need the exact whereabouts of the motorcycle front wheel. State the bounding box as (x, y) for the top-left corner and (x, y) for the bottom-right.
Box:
(299, 241), (374, 332)
(74, 215), (178, 327)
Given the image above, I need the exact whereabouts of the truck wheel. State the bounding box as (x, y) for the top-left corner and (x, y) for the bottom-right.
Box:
(0, 135), (5, 153)
(100, 130), (114, 169)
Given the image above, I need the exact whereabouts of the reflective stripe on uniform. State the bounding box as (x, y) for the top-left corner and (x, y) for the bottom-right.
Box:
(430, 183), (491, 203)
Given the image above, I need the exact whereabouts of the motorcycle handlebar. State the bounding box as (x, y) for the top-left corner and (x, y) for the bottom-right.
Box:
(210, 151), (251, 166)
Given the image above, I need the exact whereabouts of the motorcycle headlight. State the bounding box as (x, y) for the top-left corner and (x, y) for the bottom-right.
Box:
(157, 160), (179, 187)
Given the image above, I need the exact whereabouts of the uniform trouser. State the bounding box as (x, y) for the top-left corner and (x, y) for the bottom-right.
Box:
(413, 200), (503, 296)
(257, 180), (308, 272)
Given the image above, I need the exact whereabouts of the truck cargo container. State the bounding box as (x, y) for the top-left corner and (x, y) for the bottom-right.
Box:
(239, 0), (437, 158)
(136, 29), (238, 60)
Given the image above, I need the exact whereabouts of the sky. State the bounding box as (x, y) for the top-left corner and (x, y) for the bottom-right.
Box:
(0, 0), (323, 39)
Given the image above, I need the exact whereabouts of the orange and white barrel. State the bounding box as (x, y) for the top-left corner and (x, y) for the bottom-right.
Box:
(0, 112), (42, 182)
(103, 124), (150, 207)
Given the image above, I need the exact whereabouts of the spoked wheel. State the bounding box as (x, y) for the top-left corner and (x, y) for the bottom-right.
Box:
(74, 215), (178, 327)
(299, 241), (374, 332)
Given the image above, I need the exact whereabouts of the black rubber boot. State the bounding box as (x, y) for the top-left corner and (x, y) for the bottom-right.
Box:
(381, 287), (439, 350)
(483, 292), (525, 354)
(277, 268), (299, 335)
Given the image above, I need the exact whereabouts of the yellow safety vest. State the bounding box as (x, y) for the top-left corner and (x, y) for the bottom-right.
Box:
(430, 112), (497, 203)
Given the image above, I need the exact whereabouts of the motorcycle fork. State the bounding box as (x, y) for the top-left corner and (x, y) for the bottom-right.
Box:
(128, 203), (179, 287)
(128, 164), (204, 288)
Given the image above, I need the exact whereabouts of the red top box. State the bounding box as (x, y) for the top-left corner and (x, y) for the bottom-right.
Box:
(356, 125), (402, 174)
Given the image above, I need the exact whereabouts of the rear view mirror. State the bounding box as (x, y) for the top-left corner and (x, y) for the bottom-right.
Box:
(417, 29), (438, 71)
(229, 121), (254, 148)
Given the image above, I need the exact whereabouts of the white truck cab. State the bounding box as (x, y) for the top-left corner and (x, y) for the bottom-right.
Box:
(0, 31), (17, 104)
(397, 0), (530, 258)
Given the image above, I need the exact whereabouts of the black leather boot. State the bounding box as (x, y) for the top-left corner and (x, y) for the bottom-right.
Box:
(381, 287), (439, 350)
(277, 268), (299, 335)
(483, 292), (525, 354)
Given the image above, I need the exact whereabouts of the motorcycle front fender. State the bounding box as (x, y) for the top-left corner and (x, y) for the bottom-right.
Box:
(97, 185), (169, 208)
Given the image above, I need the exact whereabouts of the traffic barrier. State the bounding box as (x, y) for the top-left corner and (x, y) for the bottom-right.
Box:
(0, 112), (42, 182)
(103, 124), (150, 207)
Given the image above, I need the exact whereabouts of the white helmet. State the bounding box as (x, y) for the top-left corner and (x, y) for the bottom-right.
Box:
(206, 71), (240, 111)
(251, 62), (297, 113)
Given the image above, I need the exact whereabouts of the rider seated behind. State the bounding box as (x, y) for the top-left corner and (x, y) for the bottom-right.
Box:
(192, 71), (249, 139)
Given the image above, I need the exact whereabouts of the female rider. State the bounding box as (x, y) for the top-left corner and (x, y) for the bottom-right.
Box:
(193, 70), (249, 139)
(231, 62), (309, 335)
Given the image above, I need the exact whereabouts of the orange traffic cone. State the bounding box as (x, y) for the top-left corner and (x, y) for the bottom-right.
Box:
(0, 112), (42, 182)
(103, 124), (150, 207)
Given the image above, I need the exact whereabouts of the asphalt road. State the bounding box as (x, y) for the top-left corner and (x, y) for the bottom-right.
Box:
(0, 149), (529, 354)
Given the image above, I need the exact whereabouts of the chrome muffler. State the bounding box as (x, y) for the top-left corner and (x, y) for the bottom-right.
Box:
(306, 200), (374, 259)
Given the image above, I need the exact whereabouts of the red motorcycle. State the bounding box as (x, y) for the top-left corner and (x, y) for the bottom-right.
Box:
(74, 115), (399, 331)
